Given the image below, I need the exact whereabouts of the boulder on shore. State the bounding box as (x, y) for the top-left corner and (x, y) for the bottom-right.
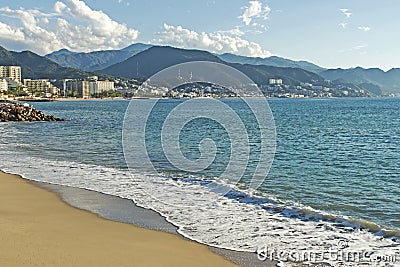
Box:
(0, 103), (66, 122)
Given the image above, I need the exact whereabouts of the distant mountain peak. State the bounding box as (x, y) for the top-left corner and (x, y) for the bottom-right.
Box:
(121, 43), (152, 52)
(47, 48), (76, 56)
(45, 44), (153, 71)
(98, 45), (325, 91)
(100, 45), (224, 79)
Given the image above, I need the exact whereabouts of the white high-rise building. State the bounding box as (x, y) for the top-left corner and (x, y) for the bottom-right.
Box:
(90, 80), (115, 94)
(0, 66), (22, 83)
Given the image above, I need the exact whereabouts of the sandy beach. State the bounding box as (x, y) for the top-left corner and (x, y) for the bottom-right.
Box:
(0, 171), (237, 267)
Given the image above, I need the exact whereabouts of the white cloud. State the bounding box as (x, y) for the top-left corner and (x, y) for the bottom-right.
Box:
(339, 8), (352, 18)
(254, 23), (268, 31)
(358, 26), (371, 32)
(54, 1), (67, 13)
(245, 29), (263, 35)
(41, 17), (49, 24)
(0, 21), (25, 42)
(0, 0), (139, 54)
(339, 8), (352, 30)
(353, 44), (368, 50)
(155, 23), (271, 58)
(217, 27), (245, 36)
(353, 44), (368, 55)
(239, 1), (271, 27)
(339, 44), (368, 55)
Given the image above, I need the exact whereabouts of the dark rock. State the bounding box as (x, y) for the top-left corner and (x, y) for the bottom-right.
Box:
(0, 104), (66, 122)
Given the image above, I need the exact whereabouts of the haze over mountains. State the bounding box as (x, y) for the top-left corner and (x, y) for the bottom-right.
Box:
(321, 67), (400, 94)
(218, 53), (326, 74)
(1, 42), (400, 95)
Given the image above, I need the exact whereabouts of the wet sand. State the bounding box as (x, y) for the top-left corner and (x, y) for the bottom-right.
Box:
(0, 171), (238, 267)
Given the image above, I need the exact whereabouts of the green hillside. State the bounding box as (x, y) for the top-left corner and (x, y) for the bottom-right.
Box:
(0, 46), (92, 80)
(100, 46), (325, 86)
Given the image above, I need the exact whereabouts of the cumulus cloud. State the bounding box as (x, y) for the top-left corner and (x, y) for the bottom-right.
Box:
(54, 1), (67, 13)
(0, 21), (25, 42)
(155, 23), (271, 58)
(358, 26), (371, 32)
(0, 0), (139, 54)
(239, 0), (271, 29)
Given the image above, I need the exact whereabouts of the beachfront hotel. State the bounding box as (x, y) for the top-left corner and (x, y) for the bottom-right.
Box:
(0, 66), (22, 83)
(23, 79), (61, 96)
(64, 77), (115, 98)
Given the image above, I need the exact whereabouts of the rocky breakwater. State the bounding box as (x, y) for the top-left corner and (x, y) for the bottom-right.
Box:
(0, 103), (66, 122)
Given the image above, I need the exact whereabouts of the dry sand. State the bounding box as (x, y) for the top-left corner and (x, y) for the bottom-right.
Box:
(0, 171), (237, 267)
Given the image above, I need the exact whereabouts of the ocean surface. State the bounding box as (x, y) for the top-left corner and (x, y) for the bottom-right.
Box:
(1, 98), (399, 265)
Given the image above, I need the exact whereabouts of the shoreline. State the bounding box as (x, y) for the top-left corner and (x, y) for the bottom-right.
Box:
(3, 96), (396, 104)
(0, 170), (274, 267)
(0, 170), (239, 267)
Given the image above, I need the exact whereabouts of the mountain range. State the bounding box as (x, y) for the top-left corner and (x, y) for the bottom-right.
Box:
(218, 53), (325, 74)
(0, 46), (91, 80)
(99, 46), (324, 86)
(2, 43), (400, 95)
(45, 43), (326, 74)
(320, 67), (400, 94)
(100, 46), (224, 78)
(45, 43), (152, 72)
(1, 45), (323, 89)
(44, 44), (400, 94)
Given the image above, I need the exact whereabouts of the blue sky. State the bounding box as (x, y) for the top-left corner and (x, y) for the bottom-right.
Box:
(0, 0), (399, 70)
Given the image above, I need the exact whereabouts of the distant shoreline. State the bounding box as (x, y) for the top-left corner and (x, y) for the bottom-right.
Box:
(2, 95), (399, 104)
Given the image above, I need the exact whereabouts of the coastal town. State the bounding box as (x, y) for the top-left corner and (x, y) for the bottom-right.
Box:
(0, 65), (373, 101)
(0, 65), (122, 101)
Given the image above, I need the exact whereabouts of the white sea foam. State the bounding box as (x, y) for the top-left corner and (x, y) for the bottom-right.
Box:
(0, 147), (399, 266)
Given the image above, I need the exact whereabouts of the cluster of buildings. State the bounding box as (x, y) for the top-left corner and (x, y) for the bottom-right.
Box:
(0, 65), (371, 100)
(0, 66), (22, 91)
(0, 66), (115, 99)
(63, 76), (115, 98)
(261, 79), (370, 98)
(0, 65), (60, 97)
(24, 79), (60, 97)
